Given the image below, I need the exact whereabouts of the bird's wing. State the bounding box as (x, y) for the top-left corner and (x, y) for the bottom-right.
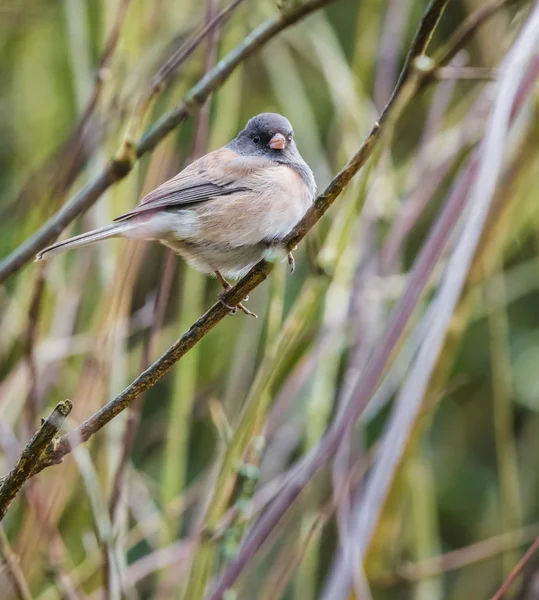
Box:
(114, 148), (274, 221)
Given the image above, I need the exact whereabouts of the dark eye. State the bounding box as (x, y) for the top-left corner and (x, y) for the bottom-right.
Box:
(287, 134), (293, 142)
(253, 135), (261, 144)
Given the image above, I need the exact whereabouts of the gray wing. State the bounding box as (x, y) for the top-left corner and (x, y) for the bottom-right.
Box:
(113, 148), (271, 222)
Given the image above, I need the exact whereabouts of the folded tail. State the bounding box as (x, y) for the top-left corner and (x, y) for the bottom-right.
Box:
(35, 222), (135, 261)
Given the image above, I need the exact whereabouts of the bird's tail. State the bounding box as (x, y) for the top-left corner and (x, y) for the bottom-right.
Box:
(35, 222), (136, 261)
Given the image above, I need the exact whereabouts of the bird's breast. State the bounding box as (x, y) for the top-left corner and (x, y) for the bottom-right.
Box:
(157, 165), (313, 248)
(213, 165), (312, 245)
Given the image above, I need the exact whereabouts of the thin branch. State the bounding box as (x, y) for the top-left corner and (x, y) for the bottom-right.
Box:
(490, 536), (539, 599)
(0, 0), (447, 518)
(0, 0), (340, 285)
(0, 400), (72, 520)
(0, 0), (513, 550)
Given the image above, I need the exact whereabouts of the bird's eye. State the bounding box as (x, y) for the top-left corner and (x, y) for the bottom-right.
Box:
(287, 134), (293, 142)
(253, 135), (261, 144)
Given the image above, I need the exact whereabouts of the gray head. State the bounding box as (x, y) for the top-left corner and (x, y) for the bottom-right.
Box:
(229, 113), (316, 194)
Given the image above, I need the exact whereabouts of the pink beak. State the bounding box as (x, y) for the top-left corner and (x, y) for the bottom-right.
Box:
(269, 133), (286, 150)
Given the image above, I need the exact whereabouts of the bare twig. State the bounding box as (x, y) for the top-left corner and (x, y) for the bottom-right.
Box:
(208, 3), (539, 596)
(0, 400), (72, 520)
(490, 536), (539, 599)
(28, 0), (440, 477)
(0, 0), (340, 284)
(0, 0), (449, 530)
(0, 0), (516, 557)
(71, 0), (132, 146)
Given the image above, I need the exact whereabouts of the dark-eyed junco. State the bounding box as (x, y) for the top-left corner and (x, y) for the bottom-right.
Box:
(36, 113), (316, 316)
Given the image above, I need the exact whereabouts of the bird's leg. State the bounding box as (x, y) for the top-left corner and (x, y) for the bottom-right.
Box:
(215, 271), (257, 318)
(287, 247), (297, 274)
(215, 271), (237, 314)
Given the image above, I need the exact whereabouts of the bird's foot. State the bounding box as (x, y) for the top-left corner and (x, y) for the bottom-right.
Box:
(219, 294), (237, 314)
(237, 302), (257, 318)
(216, 270), (257, 318)
(218, 292), (257, 318)
(287, 250), (296, 274)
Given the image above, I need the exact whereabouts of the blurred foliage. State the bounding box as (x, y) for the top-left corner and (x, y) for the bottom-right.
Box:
(1, 0), (539, 598)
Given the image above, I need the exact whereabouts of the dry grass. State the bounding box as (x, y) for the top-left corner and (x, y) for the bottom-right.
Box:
(1, 0), (539, 599)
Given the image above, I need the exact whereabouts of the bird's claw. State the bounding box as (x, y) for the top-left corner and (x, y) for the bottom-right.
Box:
(287, 251), (296, 274)
(218, 293), (257, 318)
(219, 295), (237, 314)
(237, 303), (257, 318)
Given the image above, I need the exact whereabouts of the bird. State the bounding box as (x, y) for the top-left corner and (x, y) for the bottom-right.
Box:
(36, 113), (316, 317)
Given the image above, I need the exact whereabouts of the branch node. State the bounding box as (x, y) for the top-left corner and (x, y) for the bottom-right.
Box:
(109, 141), (136, 179)
(413, 54), (436, 74)
(0, 400), (73, 521)
(47, 399), (73, 428)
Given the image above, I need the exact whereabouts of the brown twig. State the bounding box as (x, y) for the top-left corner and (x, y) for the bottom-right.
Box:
(0, 0), (447, 518)
(0, 400), (72, 521)
(29, 103), (377, 474)
(0, 0), (516, 547)
(490, 536), (539, 599)
(0, 0), (340, 284)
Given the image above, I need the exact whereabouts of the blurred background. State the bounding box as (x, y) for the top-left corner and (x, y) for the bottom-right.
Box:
(1, 0), (539, 598)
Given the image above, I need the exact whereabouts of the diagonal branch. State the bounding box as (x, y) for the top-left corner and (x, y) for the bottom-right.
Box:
(490, 535), (539, 599)
(0, 400), (72, 520)
(214, 10), (539, 600)
(0, 0), (340, 285)
(0, 0), (520, 530)
(24, 0), (447, 486)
